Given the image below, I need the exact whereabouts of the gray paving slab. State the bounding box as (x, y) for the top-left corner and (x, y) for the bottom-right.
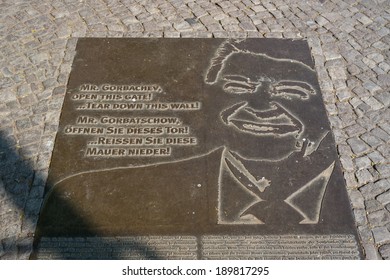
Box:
(0, 0), (389, 259)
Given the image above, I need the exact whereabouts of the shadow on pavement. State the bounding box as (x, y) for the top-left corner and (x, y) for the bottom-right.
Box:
(0, 131), (161, 259)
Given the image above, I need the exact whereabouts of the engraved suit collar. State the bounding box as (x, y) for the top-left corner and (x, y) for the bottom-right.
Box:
(220, 146), (335, 225)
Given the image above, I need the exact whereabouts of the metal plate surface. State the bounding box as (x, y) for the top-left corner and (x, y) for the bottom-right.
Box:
(33, 38), (362, 259)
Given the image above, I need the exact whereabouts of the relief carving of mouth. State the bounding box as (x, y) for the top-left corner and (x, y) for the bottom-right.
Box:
(221, 102), (302, 136)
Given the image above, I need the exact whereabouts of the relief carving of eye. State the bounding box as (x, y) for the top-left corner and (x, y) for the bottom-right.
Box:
(222, 75), (261, 95)
(270, 80), (316, 100)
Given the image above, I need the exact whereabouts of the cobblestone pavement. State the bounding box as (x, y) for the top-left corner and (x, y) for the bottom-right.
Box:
(0, 0), (389, 259)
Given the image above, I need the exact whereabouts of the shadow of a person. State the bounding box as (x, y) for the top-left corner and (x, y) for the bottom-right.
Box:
(0, 130), (161, 259)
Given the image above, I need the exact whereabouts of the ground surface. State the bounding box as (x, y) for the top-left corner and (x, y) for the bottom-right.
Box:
(0, 0), (389, 259)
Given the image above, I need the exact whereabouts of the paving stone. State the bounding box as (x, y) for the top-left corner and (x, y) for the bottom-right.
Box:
(368, 105), (387, 118)
(251, 5), (266, 13)
(363, 81), (382, 94)
(356, 117), (376, 131)
(379, 123), (390, 135)
(377, 27), (390, 37)
(32, 168), (48, 184)
(324, 49), (343, 61)
(345, 124), (366, 137)
(367, 52), (385, 63)
(333, 127), (348, 143)
(333, 79), (348, 90)
(372, 41), (389, 51)
(377, 190), (390, 206)
(164, 31), (180, 38)
(338, 100), (354, 115)
(355, 156), (372, 170)
(16, 84), (32, 98)
(370, 127), (390, 142)
(362, 242), (381, 260)
(239, 21), (257, 31)
(360, 133), (383, 147)
(344, 171), (358, 188)
(372, 66), (386, 76)
(315, 15), (329, 26)
(349, 189), (366, 209)
(368, 166), (380, 180)
(379, 243), (390, 260)
(0, 238), (18, 259)
(356, 169), (375, 185)
(42, 78), (57, 90)
(358, 225), (375, 244)
(181, 31), (212, 38)
(365, 199), (384, 213)
(0, 242), (4, 258)
(336, 89), (352, 102)
(359, 180), (390, 200)
(347, 137), (371, 155)
(376, 164), (390, 178)
(367, 151), (386, 164)
(378, 61), (390, 72)
(17, 128), (41, 147)
(368, 210), (390, 227)
(17, 237), (34, 259)
(364, 96), (384, 110)
(362, 57), (377, 69)
(24, 198), (42, 217)
(357, 14), (374, 25)
(329, 115), (343, 129)
(52, 86), (66, 96)
(354, 209), (368, 226)
(0, 90), (17, 103)
(19, 144), (39, 159)
(372, 227), (390, 244)
(15, 118), (33, 132)
(29, 53), (49, 64)
(352, 85), (369, 99)
(340, 156), (354, 171)
(378, 74), (390, 87)
(324, 103), (337, 115)
(19, 94), (38, 107)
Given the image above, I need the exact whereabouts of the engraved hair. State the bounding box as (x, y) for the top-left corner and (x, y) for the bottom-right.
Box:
(205, 40), (248, 84)
(205, 39), (314, 84)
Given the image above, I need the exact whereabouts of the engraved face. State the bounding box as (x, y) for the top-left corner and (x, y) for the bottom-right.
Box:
(204, 47), (324, 160)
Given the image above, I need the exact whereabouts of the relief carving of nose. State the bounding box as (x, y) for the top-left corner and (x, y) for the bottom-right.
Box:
(245, 90), (273, 112)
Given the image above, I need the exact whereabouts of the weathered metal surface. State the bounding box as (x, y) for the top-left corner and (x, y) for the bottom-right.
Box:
(32, 38), (362, 259)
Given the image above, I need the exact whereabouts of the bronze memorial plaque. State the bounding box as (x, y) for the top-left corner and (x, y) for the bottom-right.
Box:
(32, 38), (362, 259)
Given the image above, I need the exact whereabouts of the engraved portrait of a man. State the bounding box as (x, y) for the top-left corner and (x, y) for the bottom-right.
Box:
(200, 40), (335, 226)
(37, 39), (342, 236)
(204, 39), (320, 160)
